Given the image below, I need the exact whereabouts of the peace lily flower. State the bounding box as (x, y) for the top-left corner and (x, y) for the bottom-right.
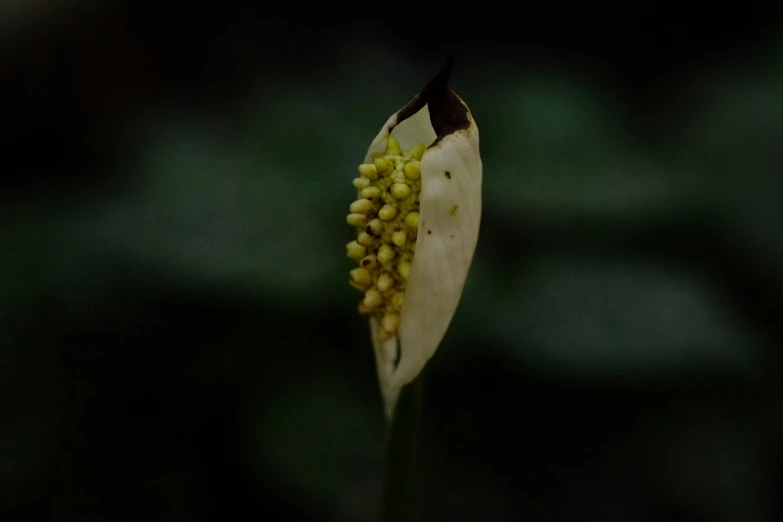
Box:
(345, 63), (482, 419)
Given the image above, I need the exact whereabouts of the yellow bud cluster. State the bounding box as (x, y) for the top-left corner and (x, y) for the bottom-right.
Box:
(346, 135), (425, 341)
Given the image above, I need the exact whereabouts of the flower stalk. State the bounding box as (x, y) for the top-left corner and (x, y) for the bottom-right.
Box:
(380, 372), (424, 522)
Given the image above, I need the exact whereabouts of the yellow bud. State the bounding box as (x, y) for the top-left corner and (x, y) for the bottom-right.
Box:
(346, 240), (367, 260)
(390, 183), (411, 200)
(359, 299), (383, 312)
(391, 230), (408, 247)
(381, 312), (400, 334)
(404, 211), (420, 229)
(397, 260), (411, 279)
(360, 255), (378, 270)
(363, 288), (383, 309)
(349, 267), (372, 288)
(391, 291), (405, 310)
(378, 204), (397, 221)
(385, 134), (402, 155)
(377, 273), (395, 292)
(410, 242), (416, 253)
(358, 163), (379, 180)
(349, 198), (374, 214)
(365, 218), (383, 236)
(377, 329), (393, 342)
(353, 177), (371, 190)
(346, 213), (367, 227)
(373, 157), (392, 174)
(360, 186), (381, 201)
(404, 160), (421, 180)
(408, 143), (426, 160)
(357, 232), (374, 247)
(377, 244), (395, 263)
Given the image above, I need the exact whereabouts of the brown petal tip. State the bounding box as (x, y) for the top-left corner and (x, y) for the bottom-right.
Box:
(395, 55), (471, 146)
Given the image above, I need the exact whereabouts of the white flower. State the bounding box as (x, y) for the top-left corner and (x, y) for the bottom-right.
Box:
(345, 63), (482, 419)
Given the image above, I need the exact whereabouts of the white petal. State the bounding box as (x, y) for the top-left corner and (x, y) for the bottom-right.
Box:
(369, 317), (401, 419)
(364, 105), (436, 162)
(393, 100), (482, 390)
(359, 65), (482, 418)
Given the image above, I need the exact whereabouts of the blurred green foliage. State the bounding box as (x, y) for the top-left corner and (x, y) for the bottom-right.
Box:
(2, 34), (783, 522)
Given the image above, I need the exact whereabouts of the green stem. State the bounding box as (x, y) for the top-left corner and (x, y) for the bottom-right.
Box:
(380, 373), (425, 522)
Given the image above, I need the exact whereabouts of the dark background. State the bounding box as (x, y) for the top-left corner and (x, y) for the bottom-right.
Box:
(2, 3), (783, 521)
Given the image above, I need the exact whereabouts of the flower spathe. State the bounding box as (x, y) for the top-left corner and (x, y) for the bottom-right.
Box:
(346, 63), (482, 419)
